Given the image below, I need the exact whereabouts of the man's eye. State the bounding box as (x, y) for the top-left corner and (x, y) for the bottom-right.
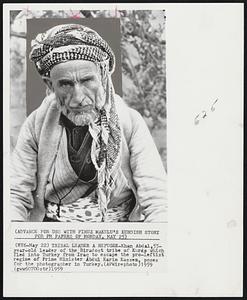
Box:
(80, 77), (92, 84)
(60, 81), (73, 87)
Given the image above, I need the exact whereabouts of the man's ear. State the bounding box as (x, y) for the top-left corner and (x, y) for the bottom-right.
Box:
(42, 76), (54, 92)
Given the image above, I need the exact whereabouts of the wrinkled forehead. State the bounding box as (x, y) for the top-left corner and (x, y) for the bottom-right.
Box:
(49, 60), (100, 79)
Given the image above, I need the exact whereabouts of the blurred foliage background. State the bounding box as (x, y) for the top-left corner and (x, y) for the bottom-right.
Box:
(10, 9), (167, 169)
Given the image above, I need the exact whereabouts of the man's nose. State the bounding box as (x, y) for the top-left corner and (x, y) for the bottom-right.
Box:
(70, 84), (84, 107)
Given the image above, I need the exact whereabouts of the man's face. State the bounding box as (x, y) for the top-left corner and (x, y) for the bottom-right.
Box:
(46, 60), (105, 123)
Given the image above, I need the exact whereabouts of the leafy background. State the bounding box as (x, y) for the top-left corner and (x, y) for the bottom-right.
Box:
(10, 9), (167, 170)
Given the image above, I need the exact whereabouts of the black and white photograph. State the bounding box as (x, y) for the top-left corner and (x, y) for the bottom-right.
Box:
(3, 3), (243, 298)
(9, 10), (167, 223)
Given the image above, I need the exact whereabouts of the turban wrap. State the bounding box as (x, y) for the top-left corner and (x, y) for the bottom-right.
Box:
(29, 24), (121, 221)
(29, 23), (115, 77)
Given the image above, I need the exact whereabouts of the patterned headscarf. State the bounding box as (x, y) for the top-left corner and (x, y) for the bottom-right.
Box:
(29, 23), (115, 77)
(29, 24), (121, 220)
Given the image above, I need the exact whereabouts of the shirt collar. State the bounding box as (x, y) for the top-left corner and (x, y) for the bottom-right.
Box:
(59, 113), (79, 130)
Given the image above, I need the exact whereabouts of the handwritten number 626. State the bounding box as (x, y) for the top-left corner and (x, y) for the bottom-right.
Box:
(194, 98), (219, 125)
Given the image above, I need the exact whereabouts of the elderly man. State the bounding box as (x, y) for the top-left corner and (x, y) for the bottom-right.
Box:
(10, 23), (167, 222)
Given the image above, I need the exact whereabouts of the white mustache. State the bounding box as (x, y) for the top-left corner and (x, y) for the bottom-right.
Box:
(57, 102), (99, 126)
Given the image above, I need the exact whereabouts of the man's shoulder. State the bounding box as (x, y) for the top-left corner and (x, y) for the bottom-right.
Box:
(35, 93), (58, 116)
(23, 94), (59, 140)
(115, 94), (145, 145)
(115, 94), (142, 126)
(27, 94), (57, 124)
